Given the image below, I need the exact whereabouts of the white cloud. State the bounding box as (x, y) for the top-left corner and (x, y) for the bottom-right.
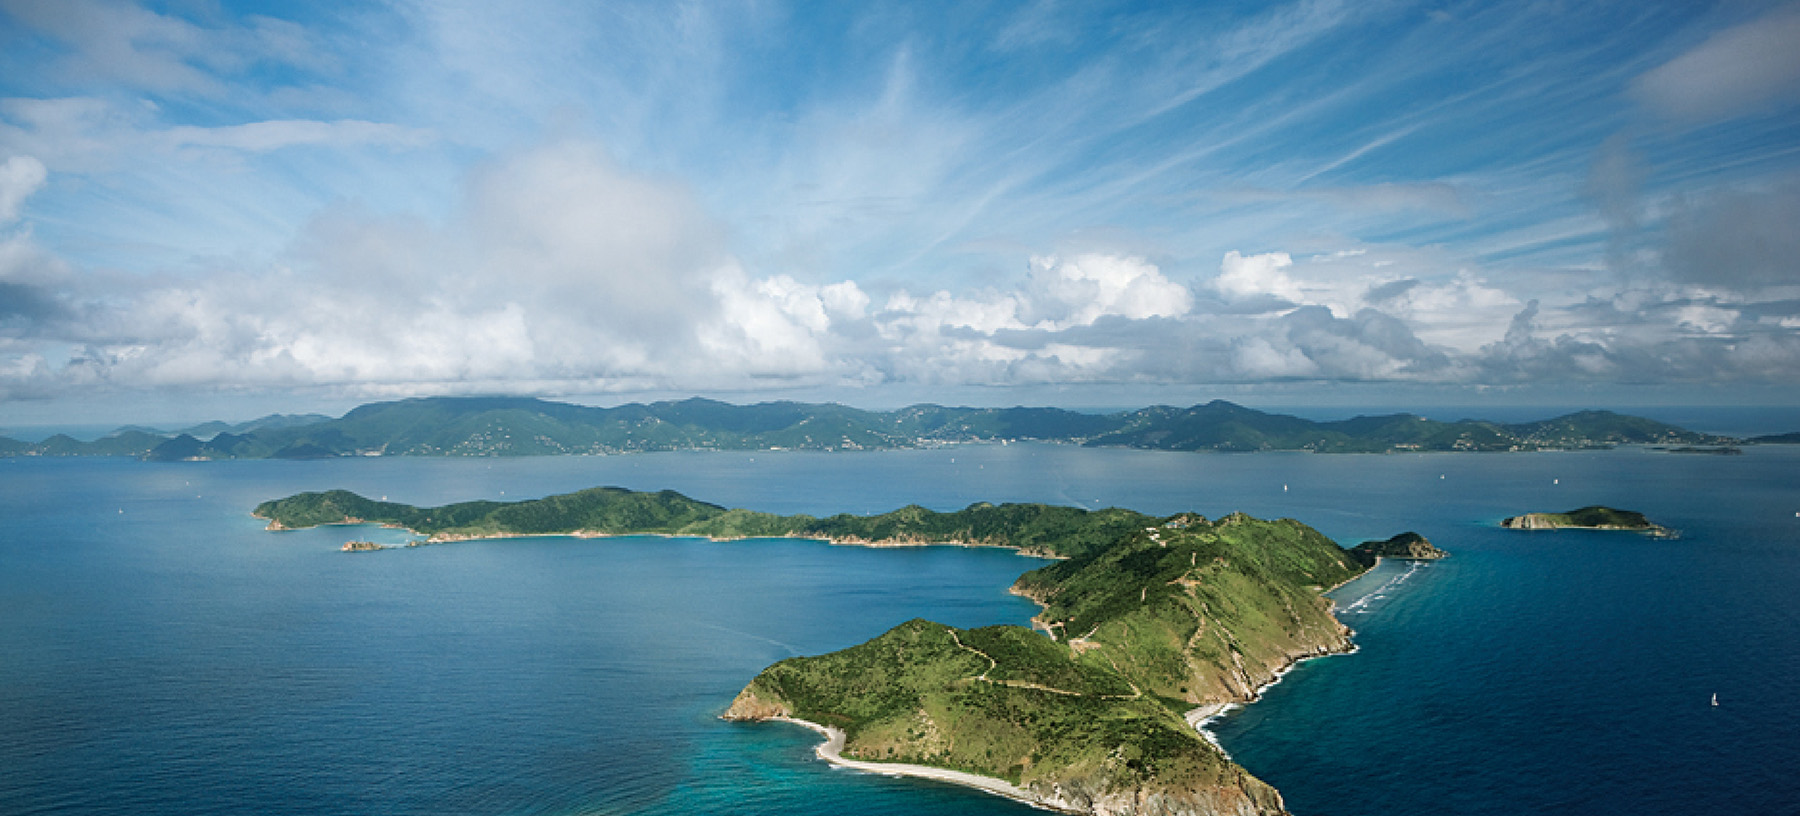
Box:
(0, 155), (47, 223)
(1214, 250), (1302, 303)
(1375, 272), (1519, 351)
(819, 281), (870, 320)
(1231, 335), (1319, 379)
(881, 289), (1027, 336)
(699, 270), (872, 377)
(1027, 253), (1192, 328)
(1633, 7), (1800, 121)
(1672, 304), (1739, 335)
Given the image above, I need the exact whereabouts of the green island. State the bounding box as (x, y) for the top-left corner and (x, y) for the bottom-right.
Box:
(1349, 531), (1448, 562)
(4, 395), (1744, 459)
(257, 486), (1395, 815)
(1500, 506), (1671, 536)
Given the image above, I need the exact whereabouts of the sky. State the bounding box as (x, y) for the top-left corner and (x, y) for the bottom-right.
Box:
(2, 0), (1799, 426)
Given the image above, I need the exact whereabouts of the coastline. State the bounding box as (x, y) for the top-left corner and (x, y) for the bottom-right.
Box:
(766, 716), (1080, 814)
(1183, 557), (1381, 756)
(260, 515), (1071, 557)
(1182, 641), (1362, 758)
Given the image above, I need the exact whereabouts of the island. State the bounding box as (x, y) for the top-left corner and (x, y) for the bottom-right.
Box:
(4, 395), (1741, 459)
(1348, 531), (1448, 564)
(1500, 506), (1671, 536)
(256, 486), (1397, 815)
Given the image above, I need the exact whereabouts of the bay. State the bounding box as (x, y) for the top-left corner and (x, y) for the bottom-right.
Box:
(1, 443), (1796, 815)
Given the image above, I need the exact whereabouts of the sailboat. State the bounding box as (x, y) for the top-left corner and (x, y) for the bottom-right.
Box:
(1711, 693), (1719, 707)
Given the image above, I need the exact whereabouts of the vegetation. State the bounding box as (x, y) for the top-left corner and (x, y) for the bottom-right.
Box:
(1500, 505), (1669, 534)
(727, 619), (1280, 812)
(1084, 402), (1728, 452)
(2, 396), (1740, 459)
(726, 510), (1370, 815)
(255, 486), (1150, 558)
(259, 483), (1385, 813)
(1348, 531), (1448, 564)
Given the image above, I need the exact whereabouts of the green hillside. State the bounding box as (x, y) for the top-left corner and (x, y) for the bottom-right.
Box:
(727, 511), (1369, 815)
(6, 396), (1739, 459)
(254, 486), (1148, 558)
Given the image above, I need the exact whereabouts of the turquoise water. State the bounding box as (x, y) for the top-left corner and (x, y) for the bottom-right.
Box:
(2, 445), (1797, 814)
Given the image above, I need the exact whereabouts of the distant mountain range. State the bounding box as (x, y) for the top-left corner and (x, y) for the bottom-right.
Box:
(0, 396), (1755, 460)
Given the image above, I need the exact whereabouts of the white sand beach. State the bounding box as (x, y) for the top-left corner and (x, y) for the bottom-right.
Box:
(770, 716), (1079, 813)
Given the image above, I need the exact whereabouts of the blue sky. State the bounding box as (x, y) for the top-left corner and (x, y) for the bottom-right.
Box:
(2, 0), (1799, 425)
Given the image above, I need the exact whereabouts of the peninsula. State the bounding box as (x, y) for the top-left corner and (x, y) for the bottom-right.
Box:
(1500, 506), (1670, 536)
(257, 486), (1390, 815)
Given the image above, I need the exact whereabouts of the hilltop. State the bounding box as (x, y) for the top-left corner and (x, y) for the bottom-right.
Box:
(2, 396), (1741, 458)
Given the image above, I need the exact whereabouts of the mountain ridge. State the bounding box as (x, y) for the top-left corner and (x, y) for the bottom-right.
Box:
(0, 395), (1743, 459)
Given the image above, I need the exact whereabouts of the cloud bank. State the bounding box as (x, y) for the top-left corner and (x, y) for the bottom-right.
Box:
(4, 131), (1796, 405)
(2, 1), (1799, 413)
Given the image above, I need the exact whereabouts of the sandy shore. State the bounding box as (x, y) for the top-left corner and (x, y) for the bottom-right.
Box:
(770, 716), (1078, 813)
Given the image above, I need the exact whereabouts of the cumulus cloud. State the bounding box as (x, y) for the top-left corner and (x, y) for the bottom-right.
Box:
(1633, 6), (1800, 121)
(0, 155), (47, 223)
(0, 137), (908, 399)
(1213, 250), (1302, 306)
(1363, 277), (1420, 303)
(700, 271), (871, 377)
(1281, 306), (1456, 379)
(6, 153), (1800, 402)
(1026, 253), (1192, 328)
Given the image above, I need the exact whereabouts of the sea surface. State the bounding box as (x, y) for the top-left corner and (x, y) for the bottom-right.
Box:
(2, 444), (1796, 815)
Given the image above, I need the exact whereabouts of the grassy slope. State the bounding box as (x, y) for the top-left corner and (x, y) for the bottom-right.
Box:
(728, 619), (1277, 810)
(728, 513), (1366, 815)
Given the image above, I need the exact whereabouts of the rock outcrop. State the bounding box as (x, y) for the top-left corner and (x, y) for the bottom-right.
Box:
(1349, 531), (1448, 564)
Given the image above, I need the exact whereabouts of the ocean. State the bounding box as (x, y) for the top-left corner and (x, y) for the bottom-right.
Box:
(1, 444), (1795, 815)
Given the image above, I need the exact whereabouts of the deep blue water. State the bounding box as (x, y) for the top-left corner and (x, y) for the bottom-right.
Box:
(2, 445), (1797, 815)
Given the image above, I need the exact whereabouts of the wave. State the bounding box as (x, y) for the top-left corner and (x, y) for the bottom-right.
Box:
(1338, 560), (1427, 616)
